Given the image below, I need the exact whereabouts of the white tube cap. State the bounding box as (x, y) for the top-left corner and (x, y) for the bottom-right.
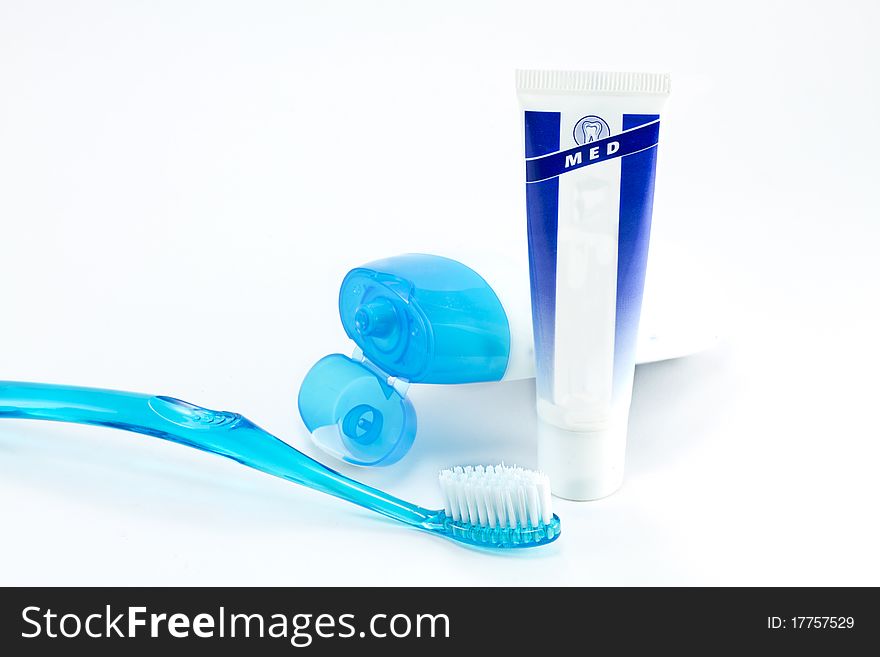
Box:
(537, 419), (627, 500)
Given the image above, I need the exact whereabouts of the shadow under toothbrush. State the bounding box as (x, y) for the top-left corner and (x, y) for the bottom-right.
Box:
(0, 422), (367, 530)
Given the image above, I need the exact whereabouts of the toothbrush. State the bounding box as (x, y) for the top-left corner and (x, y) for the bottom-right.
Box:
(0, 382), (560, 549)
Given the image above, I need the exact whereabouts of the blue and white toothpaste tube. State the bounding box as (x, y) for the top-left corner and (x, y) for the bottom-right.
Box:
(517, 70), (670, 500)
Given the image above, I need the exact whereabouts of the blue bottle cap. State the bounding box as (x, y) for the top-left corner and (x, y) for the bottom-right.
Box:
(298, 254), (510, 466)
(298, 354), (416, 466)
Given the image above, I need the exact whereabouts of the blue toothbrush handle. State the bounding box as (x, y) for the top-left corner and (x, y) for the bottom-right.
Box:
(0, 381), (437, 528)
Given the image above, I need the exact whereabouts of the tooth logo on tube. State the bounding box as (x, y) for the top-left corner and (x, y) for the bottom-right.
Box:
(573, 115), (610, 145)
(524, 119), (659, 183)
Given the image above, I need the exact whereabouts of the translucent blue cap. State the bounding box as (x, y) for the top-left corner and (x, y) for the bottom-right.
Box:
(297, 354), (417, 466)
(298, 254), (510, 466)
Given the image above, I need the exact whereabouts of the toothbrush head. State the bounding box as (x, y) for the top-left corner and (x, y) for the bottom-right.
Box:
(436, 464), (561, 549)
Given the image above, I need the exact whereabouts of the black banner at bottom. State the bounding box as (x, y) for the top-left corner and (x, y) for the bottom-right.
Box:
(0, 587), (875, 654)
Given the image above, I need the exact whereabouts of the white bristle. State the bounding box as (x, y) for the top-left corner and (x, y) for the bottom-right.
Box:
(503, 487), (517, 527)
(536, 476), (553, 525)
(483, 484), (497, 529)
(515, 486), (527, 527)
(454, 480), (469, 521)
(437, 464), (553, 529)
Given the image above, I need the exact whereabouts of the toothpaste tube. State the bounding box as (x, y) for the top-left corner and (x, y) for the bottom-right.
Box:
(516, 70), (670, 500)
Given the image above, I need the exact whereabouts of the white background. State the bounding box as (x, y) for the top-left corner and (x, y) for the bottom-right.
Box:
(1, 0), (878, 585)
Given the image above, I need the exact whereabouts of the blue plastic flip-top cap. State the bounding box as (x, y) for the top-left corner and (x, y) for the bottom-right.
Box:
(298, 254), (511, 466)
